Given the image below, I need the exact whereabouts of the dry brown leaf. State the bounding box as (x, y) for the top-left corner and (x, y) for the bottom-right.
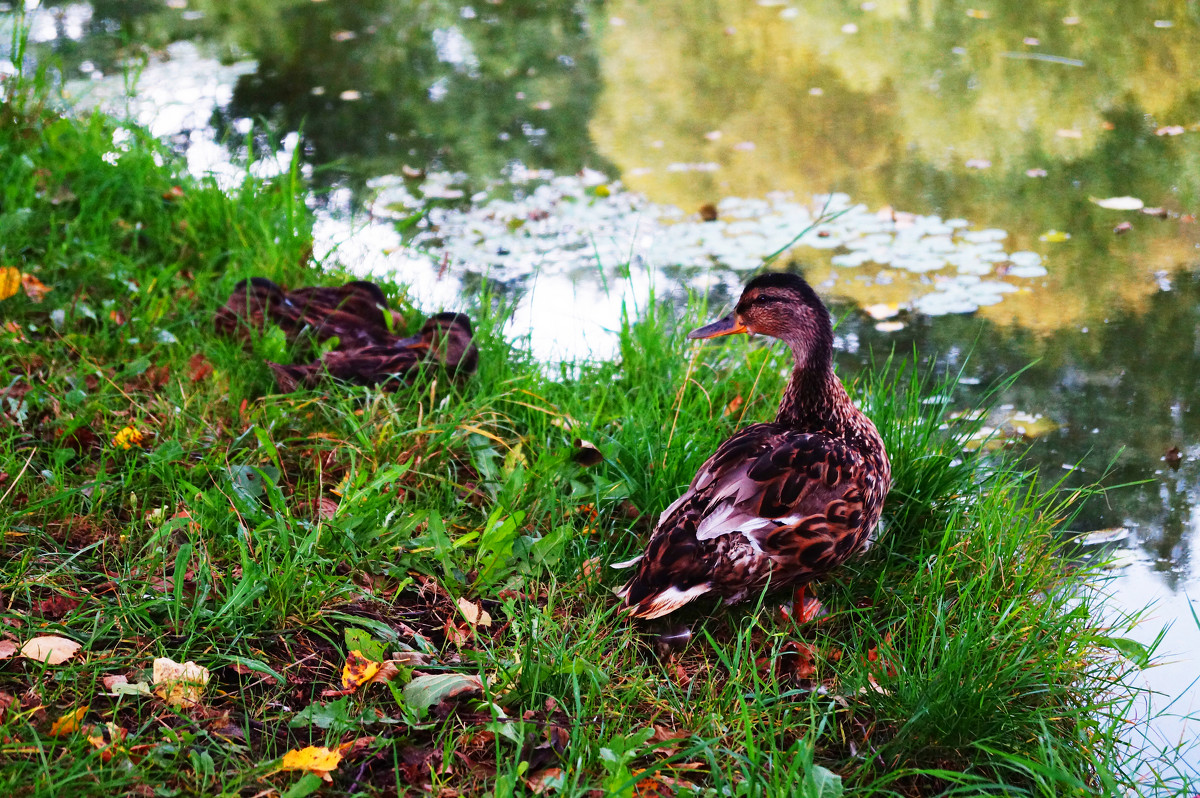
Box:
(456, 597), (492, 628)
(281, 745), (343, 782)
(20, 635), (81, 665)
(526, 767), (565, 794)
(152, 657), (210, 708)
(336, 736), (377, 759)
(0, 268), (20, 301)
(21, 273), (50, 303)
(50, 706), (88, 736)
(187, 353), (214, 382)
(341, 651), (382, 692)
(0, 640), (17, 660)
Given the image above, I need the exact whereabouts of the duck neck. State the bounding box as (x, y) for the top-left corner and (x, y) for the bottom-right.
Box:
(776, 360), (846, 429)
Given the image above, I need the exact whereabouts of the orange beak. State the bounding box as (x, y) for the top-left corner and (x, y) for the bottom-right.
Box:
(687, 313), (748, 340)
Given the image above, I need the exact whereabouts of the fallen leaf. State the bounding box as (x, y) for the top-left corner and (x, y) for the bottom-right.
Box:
(571, 439), (604, 467)
(109, 309), (127, 325)
(456, 597), (493, 628)
(1025, 167), (1048, 178)
(21, 274), (50, 302)
(341, 651), (382, 692)
(86, 722), (128, 762)
(403, 673), (483, 710)
(1038, 230), (1071, 242)
(152, 657), (210, 708)
(1113, 221), (1133, 234)
(698, 203), (718, 222)
(1091, 196), (1144, 211)
(0, 640), (17, 660)
(36, 594), (80, 619)
(1156, 125), (1185, 136)
(337, 736), (377, 759)
(187, 353), (214, 382)
(281, 745), (343, 782)
(20, 635), (81, 665)
(527, 768), (565, 794)
(1142, 206), (1170, 218)
(0, 267), (20, 301)
(1055, 128), (1083, 139)
(50, 706), (88, 736)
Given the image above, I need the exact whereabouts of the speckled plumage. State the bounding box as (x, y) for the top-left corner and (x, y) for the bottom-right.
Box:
(616, 273), (891, 619)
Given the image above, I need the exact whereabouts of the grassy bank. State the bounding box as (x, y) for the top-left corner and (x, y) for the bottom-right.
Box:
(0, 70), (1180, 795)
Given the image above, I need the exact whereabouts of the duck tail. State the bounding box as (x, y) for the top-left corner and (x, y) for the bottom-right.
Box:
(617, 580), (714, 620)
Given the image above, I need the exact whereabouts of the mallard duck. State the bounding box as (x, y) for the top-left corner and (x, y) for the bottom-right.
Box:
(214, 277), (402, 349)
(268, 311), (478, 391)
(615, 273), (891, 619)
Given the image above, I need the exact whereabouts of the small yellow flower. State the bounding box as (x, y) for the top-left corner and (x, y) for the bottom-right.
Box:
(112, 425), (145, 450)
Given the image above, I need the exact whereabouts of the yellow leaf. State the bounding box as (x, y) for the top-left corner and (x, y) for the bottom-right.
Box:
(1038, 230), (1071, 243)
(341, 650), (382, 691)
(151, 657), (210, 708)
(0, 268), (20, 301)
(281, 745), (343, 782)
(20, 635), (81, 665)
(50, 706), (88, 736)
(21, 273), (50, 302)
(456, 597), (493, 628)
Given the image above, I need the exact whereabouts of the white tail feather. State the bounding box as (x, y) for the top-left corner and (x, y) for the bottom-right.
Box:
(628, 583), (714, 620)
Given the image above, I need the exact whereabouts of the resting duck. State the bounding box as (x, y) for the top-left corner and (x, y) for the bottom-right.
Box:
(615, 273), (891, 619)
(214, 277), (402, 348)
(268, 311), (478, 391)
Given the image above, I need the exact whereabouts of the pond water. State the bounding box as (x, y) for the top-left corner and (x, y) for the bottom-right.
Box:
(6, 0), (1200, 779)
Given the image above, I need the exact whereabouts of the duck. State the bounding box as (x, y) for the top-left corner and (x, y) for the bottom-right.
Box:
(214, 277), (402, 349)
(268, 311), (478, 392)
(615, 272), (891, 620)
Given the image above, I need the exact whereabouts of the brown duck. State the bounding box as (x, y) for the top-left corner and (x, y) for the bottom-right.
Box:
(214, 277), (401, 348)
(615, 273), (891, 619)
(268, 312), (478, 391)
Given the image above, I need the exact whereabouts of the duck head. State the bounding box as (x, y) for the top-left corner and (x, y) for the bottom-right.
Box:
(688, 272), (833, 369)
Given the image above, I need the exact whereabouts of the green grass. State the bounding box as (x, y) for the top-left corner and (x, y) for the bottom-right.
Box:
(0, 66), (1190, 796)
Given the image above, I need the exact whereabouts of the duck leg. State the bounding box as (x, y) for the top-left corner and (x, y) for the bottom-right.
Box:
(780, 583), (826, 624)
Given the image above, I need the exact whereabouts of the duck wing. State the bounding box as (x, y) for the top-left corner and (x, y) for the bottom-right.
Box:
(619, 423), (877, 619)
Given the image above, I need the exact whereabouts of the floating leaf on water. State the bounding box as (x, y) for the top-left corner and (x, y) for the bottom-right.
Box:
(1055, 128), (1083, 139)
(1039, 230), (1072, 242)
(1164, 446), (1183, 470)
(863, 303), (899, 320)
(1072, 527), (1129, 546)
(1114, 221), (1133, 234)
(1090, 196), (1144, 211)
(1155, 125), (1185, 136)
(1025, 167), (1048, 177)
(1142, 206), (1170, 218)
